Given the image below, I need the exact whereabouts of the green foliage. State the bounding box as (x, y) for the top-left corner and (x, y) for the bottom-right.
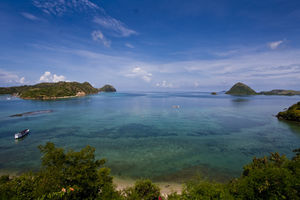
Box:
(168, 178), (233, 200)
(229, 152), (300, 200)
(0, 144), (299, 200)
(99, 84), (117, 92)
(259, 89), (300, 96)
(123, 179), (161, 200)
(0, 81), (99, 99)
(226, 82), (257, 95)
(0, 142), (119, 200)
(277, 101), (300, 122)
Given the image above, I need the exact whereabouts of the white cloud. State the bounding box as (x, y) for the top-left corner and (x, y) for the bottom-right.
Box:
(156, 80), (173, 88)
(0, 69), (26, 85)
(21, 12), (40, 21)
(91, 30), (111, 47)
(125, 43), (134, 48)
(33, 0), (100, 15)
(125, 67), (152, 82)
(93, 16), (137, 37)
(19, 77), (25, 84)
(32, 0), (137, 40)
(30, 43), (300, 90)
(268, 40), (283, 49)
(39, 71), (66, 82)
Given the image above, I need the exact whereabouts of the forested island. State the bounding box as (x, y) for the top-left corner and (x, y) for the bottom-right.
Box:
(225, 82), (257, 95)
(277, 102), (300, 122)
(0, 82), (116, 100)
(99, 84), (117, 92)
(0, 143), (299, 199)
(226, 82), (300, 96)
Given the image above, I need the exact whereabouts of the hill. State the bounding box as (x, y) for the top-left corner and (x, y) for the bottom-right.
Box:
(277, 102), (300, 122)
(99, 84), (116, 92)
(0, 81), (99, 99)
(259, 90), (300, 96)
(225, 82), (257, 95)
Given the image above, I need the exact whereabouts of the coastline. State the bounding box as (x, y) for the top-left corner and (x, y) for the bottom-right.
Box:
(113, 177), (182, 197)
(0, 171), (182, 196)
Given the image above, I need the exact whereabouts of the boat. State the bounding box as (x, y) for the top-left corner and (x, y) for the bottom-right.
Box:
(15, 129), (30, 139)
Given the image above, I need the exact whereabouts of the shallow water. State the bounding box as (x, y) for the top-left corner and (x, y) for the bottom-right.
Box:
(0, 92), (300, 182)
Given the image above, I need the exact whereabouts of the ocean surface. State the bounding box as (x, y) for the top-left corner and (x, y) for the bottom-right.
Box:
(0, 92), (300, 182)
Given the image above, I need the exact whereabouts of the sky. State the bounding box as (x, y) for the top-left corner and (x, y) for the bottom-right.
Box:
(1, 0), (300, 91)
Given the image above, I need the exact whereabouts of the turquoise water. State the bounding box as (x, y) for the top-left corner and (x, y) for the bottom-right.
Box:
(0, 92), (300, 182)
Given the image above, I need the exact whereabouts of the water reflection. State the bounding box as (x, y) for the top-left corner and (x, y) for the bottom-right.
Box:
(278, 120), (300, 136)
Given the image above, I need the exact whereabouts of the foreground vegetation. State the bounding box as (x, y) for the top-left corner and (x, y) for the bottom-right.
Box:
(0, 82), (116, 99)
(0, 143), (299, 200)
(277, 101), (300, 122)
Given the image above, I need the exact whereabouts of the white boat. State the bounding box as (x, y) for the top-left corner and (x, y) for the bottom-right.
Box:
(15, 129), (30, 139)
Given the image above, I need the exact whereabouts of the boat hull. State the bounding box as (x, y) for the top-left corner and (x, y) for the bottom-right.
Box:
(15, 129), (30, 139)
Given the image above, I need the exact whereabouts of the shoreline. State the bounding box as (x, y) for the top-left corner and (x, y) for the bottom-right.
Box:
(113, 177), (182, 196)
(0, 171), (182, 196)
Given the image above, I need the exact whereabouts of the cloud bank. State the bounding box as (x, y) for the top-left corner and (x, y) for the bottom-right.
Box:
(39, 71), (66, 82)
(0, 69), (25, 85)
(125, 67), (152, 82)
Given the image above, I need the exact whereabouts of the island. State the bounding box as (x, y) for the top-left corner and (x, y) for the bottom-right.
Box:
(277, 102), (300, 122)
(99, 84), (116, 92)
(225, 82), (300, 96)
(211, 92), (217, 95)
(259, 90), (300, 96)
(225, 82), (257, 95)
(0, 82), (116, 100)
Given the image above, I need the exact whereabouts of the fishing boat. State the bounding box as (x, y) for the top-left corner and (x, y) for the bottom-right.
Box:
(15, 129), (30, 139)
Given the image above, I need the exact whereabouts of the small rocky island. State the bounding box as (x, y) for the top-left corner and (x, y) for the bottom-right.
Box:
(0, 82), (116, 100)
(225, 82), (257, 95)
(99, 84), (116, 92)
(277, 102), (300, 122)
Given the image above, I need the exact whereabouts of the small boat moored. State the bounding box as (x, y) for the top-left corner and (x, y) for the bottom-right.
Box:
(15, 129), (30, 139)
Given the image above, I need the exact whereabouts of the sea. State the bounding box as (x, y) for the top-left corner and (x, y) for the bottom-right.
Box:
(0, 92), (299, 182)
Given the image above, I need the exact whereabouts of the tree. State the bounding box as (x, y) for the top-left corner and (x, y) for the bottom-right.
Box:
(124, 179), (161, 200)
(230, 152), (300, 199)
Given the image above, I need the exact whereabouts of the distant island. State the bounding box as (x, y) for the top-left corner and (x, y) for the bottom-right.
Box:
(277, 102), (300, 122)
(0, 81), (116, 100)
(225, 82), (257, 95)
(226, 82), (300, 96)
(99, 84), (117, 92)
(260, 90), (300, 96)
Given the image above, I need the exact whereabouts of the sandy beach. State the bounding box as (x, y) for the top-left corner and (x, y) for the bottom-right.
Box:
(113, 177), (182, 197)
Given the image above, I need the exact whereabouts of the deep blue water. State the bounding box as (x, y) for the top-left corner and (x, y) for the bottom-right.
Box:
(0, 92), (300, 182)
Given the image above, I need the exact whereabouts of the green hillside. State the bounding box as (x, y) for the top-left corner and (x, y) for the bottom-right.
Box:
(0, 82), (99, 99)
(99, 84), (116, 92)
(226, 82), (257, 95)
(277, 102), (300, 122)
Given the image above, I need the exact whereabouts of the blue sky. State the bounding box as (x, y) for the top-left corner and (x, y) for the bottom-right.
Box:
(1, 0), (300, 91)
